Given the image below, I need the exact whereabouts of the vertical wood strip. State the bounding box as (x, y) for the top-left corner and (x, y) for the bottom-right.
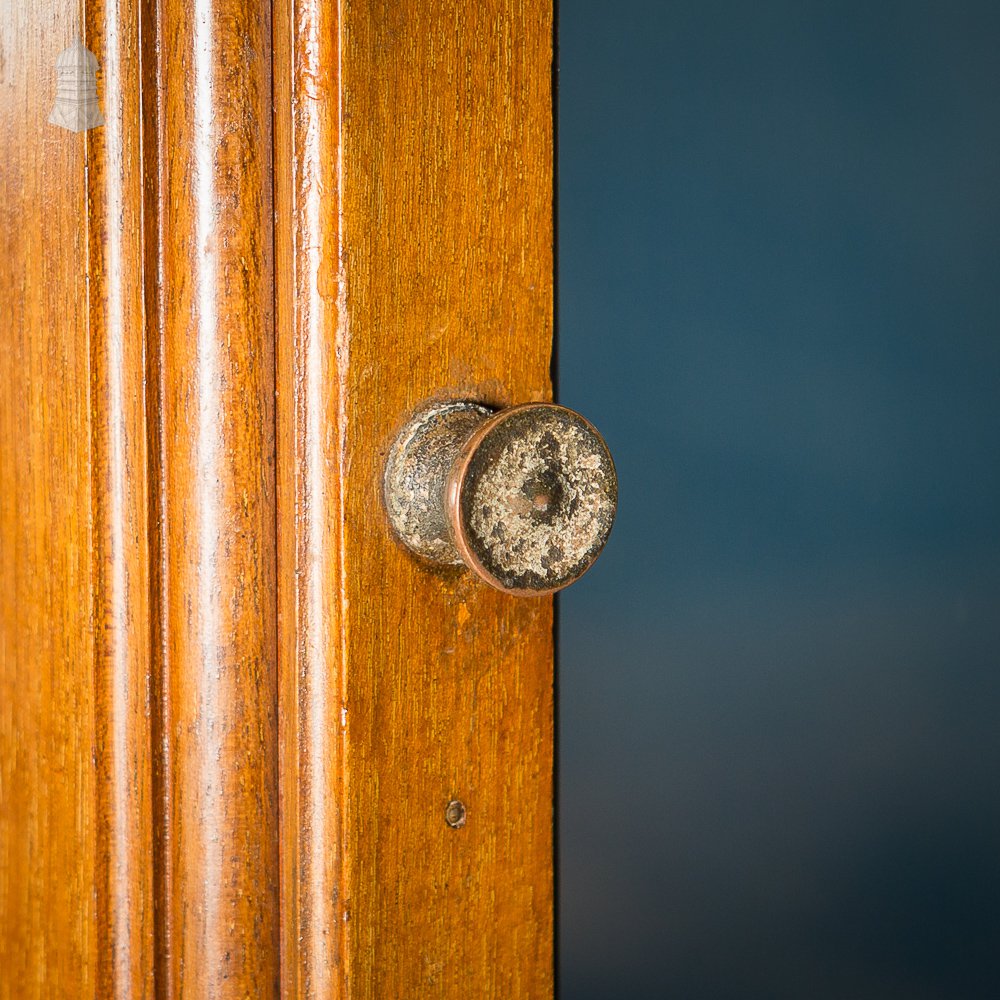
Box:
(273, 0), (346, 994)
(273, 1), (555, 995)
(340, 4), (555, 994)
(157, 0), (279, 994)
(141, 0), (173, 992)
(85, 0), (156, 993)
(0, 5), (98, 997)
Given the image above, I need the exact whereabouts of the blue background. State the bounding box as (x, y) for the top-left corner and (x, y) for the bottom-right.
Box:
(556, 2), (1000, 996)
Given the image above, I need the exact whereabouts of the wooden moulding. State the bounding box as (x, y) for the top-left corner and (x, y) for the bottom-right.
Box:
(150, 0), (280, 994)
(274, 0), (556, 996)
(85, 0), (156, 994)
(2, 0), (554, 994)
(272, 0), (347, 992)
(1, 2), (102, 995)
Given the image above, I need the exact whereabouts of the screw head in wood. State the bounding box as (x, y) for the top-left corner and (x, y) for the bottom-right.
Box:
(444, 799), (467, 828)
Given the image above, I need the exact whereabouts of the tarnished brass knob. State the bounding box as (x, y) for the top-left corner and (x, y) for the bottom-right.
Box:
(383, 401), (617, 594)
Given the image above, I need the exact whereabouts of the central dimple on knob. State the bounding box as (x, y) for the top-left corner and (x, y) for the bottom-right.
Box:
(521, 471), (562, 518)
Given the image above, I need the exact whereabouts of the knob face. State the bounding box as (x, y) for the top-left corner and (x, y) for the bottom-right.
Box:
(383, 400), (617, 595)
(448, 404), (617, 594)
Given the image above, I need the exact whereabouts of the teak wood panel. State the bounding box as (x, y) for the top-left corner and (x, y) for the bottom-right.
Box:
(0, 6), (97, 994)
(1, 0), (555, 995)
(1, 0), (154, 995)
(274, 1), (555, 994)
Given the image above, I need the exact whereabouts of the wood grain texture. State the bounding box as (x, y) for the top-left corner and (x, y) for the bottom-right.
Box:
(5, 0), (554, 994)
(274, 0), (555, 995)
(273, 0), (346, 992)
(154, 0), (279, 994)
(0, 7), (97, 995)
(85, 0), (156, 992)
(1, 1), (155, 995)
(141, 0), (172, 994)
(342, 3), (554, 992)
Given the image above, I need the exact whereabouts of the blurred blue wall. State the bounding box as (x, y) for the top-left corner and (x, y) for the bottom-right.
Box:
(556, 3), (1000, 996)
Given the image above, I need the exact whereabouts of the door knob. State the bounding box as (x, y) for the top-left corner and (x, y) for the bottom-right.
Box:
(384, 401), (617, 594)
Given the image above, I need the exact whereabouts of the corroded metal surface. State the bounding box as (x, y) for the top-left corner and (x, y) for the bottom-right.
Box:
(383, 401), (491, 564)
(450, 405), (617, 594)
(384, 401), (617, 594)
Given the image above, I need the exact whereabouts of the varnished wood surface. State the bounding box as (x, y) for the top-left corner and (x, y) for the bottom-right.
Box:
(141, 0), (172, 995)
(273, 0), (346, 992)
(0, 9), (96, 989)
(86, 0), (156, 992)
(154, 0), (280, 995)
(3, 0), (555, 994)
(274, 0), (556, 995)
(1, 1), (153, 995)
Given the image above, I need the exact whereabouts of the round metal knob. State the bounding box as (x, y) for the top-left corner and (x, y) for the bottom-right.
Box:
(383, 401), (617, 594)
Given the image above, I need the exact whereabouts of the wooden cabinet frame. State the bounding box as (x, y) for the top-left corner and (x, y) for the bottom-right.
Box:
(1, 0), (555, 996)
